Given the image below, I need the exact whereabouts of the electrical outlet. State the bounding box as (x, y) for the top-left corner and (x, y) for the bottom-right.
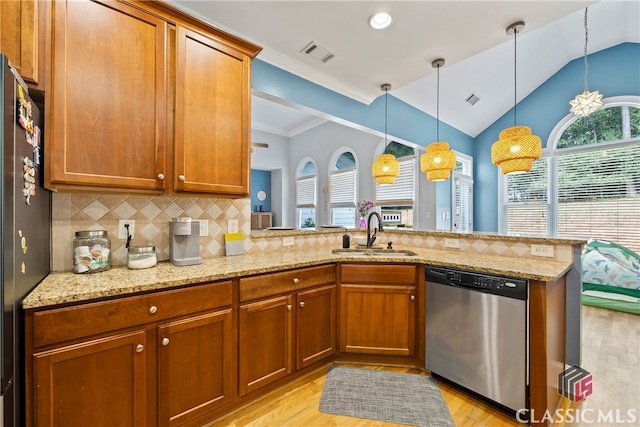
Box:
(283, 236), (294, 247)
(445, 238), (460, 249)
(199, 220), (209, 237)
(531, 244), (554, 258)
(118, 220), (135, 240)
(228, 219), (238, 233)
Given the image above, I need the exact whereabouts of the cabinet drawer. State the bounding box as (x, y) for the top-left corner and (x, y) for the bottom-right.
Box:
(240, 265), (336, 302)
(340, 264), (417, 284)
(33, 281), (232, 348)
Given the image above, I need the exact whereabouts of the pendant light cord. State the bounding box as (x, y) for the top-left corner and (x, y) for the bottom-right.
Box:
(384, 88), (389, 151)
(583, 7), (589, 91)
(513, 25), (518, 126)
(436, 63), (440, 141)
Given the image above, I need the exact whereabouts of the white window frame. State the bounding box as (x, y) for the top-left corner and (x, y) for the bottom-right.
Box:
(451, 151), (473, 232)
(498, 97), (640, 246)
(328, 148), (358, 228)
(295, 159), (317, 229)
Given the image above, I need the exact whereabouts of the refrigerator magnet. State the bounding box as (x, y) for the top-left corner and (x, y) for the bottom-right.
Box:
(21, 262), (26, 274)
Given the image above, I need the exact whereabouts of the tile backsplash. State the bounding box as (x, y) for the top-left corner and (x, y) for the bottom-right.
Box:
(52, 193), (251, 271)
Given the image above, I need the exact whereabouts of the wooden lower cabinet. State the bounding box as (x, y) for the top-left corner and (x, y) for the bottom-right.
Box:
(33, 330), (148, 427)
(296, 285), (336, 369)
(339, 264), (417, 357)
(158, 309), (233, 427)
(26, 281), (233, 427)
(238, 271), (337, 396)
(239, 295), (293, 396)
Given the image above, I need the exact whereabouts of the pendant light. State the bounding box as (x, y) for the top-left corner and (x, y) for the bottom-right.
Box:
(420, 58), (455, 182)
(491, 21), (542, 175)
(372, 84), (399, 185)
(569, 7), (603, 117)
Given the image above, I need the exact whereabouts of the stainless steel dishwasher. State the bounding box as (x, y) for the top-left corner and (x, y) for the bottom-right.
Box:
(425, 266), (528, 414)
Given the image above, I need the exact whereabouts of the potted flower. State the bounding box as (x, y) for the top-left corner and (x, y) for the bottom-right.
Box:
(357, 200), (375, 228)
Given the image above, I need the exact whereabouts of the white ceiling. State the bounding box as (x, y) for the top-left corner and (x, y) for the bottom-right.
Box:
(170, 0), (639, 138)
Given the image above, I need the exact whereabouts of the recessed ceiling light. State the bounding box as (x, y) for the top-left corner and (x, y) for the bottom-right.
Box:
(369, 12), (393, 30)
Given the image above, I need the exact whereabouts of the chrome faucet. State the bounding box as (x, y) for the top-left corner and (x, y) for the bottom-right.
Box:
(366, 212), (384, 248)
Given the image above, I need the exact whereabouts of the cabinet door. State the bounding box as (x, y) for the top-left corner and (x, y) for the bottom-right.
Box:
(174, 26), (251, 196)
(158, 309), (233, 427)
(46, 0), (168, 191)
(0, 0), (41, 86)
(339, 284), (416, 356)
(239, 295), (292, 396)
(33, 330), (147, 427)
(296, 285), (336, 369)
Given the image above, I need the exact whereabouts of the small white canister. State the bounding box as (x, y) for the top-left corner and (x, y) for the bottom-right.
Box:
(127, 246), (157, 270)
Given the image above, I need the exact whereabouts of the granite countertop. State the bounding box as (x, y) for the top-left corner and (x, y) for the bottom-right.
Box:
(23, 246), (573, 310)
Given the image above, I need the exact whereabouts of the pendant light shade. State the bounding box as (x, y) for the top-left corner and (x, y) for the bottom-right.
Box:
(420, 58), (455, 181)
(491, 22), (542, 175)
(372, 84), (399, 185)
(569, 7), (603, 117)
(421, 142), (456, 181)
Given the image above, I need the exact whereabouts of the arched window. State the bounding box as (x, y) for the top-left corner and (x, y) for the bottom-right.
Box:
(501, 99), (640, 253)
(328, 149), (357, 227)
(296, 159), (317, 229)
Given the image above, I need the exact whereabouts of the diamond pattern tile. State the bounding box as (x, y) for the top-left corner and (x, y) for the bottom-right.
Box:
(113, 201), (137, 219)
(490, 241), (508, 255)
(83, 200), (110, 221)
(140, 202), (162, 220)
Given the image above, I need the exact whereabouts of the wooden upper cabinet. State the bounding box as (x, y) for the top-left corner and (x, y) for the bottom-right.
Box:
(0, 0), (43, 88)
(45, 0), (168, 192)
(174, 27), (252, 196)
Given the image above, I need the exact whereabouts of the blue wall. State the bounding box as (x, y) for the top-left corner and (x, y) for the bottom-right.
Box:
(250, 169), (271, 212)
(252, 60), (476, 155)
(474, 42), (640, 232)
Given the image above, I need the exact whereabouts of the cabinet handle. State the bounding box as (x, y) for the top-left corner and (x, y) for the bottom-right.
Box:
(157, 173), (165, 180)
(293, 278), (299, 284)
(136, 344), (144, 353)
(410, 295), (416, 301)
(178, 175), (185, 182)
(149, 305), (158, 314)
(287, 304), (292, 311)
(299, 301), (305, 308)
(162, 338), (169, 346)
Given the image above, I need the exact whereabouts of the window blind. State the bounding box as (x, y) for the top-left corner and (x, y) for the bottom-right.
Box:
(454, 175), (473, 232)
(505, 158), (549, 236)
(375, 157), (415, 206)
(329, 168), (356, 206)
(557, 143), (640, 252)
(296, 176), (316, 208)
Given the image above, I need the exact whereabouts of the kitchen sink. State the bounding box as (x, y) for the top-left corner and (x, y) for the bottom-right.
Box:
(331, 249), (418, 257)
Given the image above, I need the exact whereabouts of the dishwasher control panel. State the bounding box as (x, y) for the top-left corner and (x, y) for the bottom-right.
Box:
(427, 266), (528, 300)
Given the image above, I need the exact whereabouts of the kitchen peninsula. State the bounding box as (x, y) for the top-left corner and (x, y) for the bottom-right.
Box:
(23, 229), (584, 427)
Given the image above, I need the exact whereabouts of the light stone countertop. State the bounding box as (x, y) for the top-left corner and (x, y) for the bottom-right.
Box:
(23, 246), (573, 310)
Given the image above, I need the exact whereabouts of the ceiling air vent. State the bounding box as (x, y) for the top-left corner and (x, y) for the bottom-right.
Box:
(465, 93), (480, 106)
(300, 41), (337, 63)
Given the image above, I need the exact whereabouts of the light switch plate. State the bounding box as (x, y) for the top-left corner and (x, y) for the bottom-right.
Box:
(199, 220), (209, 237)
(228, 219), (238, 233)
(531, 244), (554, 258)
(283, 236), (294, 247)
(444, 238), (460, 249)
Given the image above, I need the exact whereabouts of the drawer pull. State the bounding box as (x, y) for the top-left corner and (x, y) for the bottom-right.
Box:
(157, 173), (165, 180)
(178, 175), (185, 182)
(410, 295), (416, 301)
(162, 338), (169, 346)
(293, 278), (299, 284)
(149, 305), (158, 314)
(286, 304), (292, 311)
(136, 344), (144, 353)
(299, 301), (305, 308)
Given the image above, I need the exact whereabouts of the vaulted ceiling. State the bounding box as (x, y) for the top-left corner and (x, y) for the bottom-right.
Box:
(170, 1), (639, 138)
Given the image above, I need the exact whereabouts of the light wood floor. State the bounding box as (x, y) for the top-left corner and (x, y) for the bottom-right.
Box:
(207, 305), (638, 427)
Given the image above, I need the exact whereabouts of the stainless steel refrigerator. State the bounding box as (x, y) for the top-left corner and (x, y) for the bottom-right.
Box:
(0, 54), (51, 426)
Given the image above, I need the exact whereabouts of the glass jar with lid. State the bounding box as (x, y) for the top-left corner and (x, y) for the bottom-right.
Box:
(73, 230), (111, 273)
(128, 246), (157, 269)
